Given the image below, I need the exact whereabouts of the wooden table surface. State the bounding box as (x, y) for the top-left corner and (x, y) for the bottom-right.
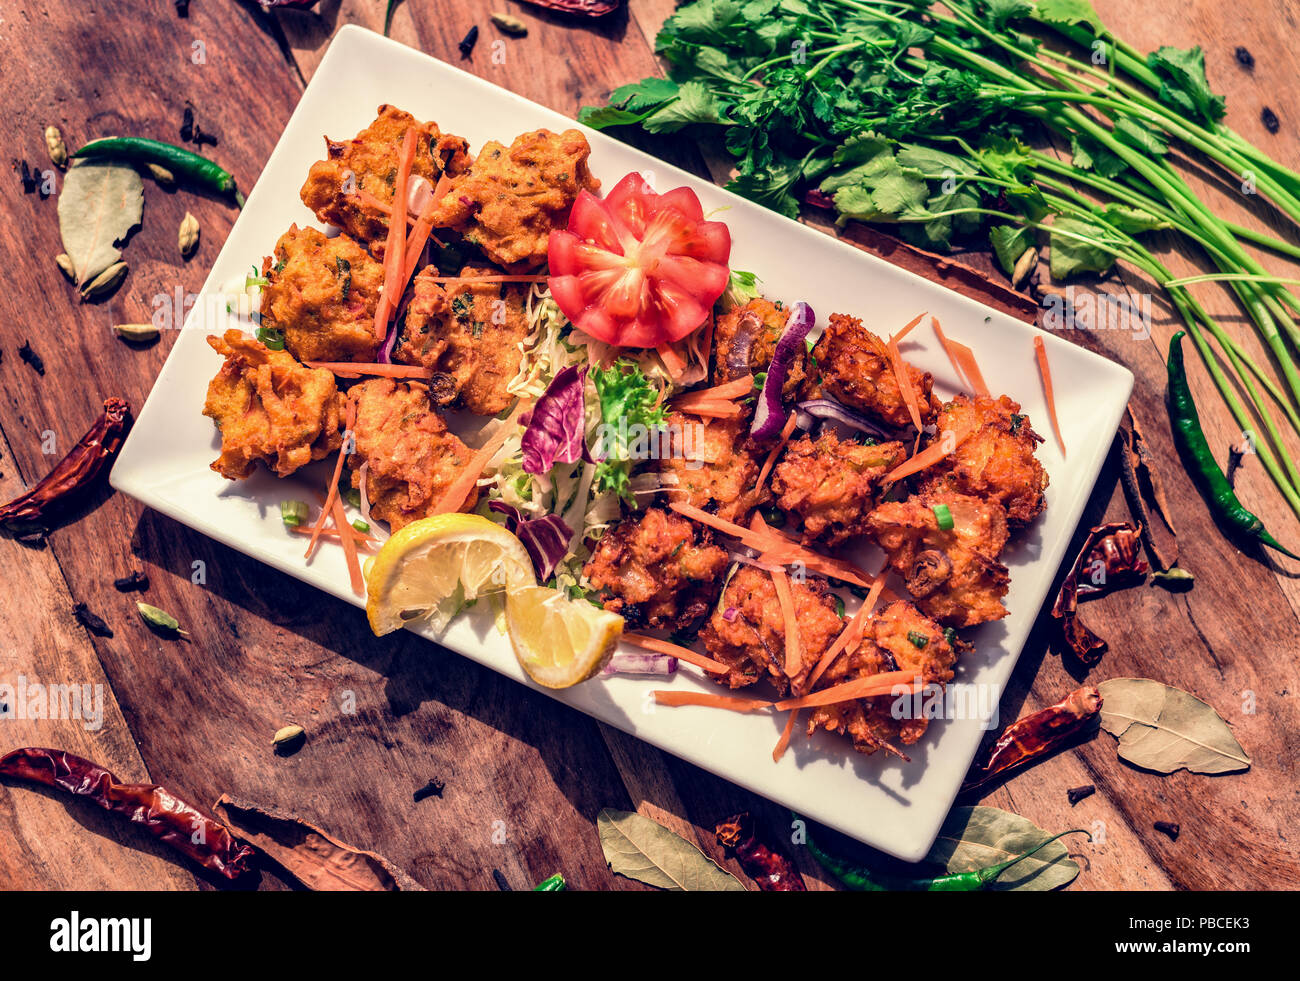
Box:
(2, 0), (1298, 891)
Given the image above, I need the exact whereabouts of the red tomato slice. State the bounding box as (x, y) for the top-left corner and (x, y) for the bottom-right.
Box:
(547, 173), (731, 348)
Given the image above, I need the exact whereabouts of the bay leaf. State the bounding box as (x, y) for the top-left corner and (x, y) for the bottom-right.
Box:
(597, 808), (744, 891)
(1097, 678), (1250, 774)
(926, 806), (1081, 891)
(57, 161), (144, 287)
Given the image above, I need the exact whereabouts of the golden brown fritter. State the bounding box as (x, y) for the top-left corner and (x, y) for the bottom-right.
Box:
(918, 394), (1049, 527)
(300, 105), (471, 257)
(393, 265), (531, 416)
(583, 507), (730, 631)
(712, 298), (808, 398)
(699, 566), (844, 695)
(807, 601), (956, 757)
(658, 411), (770, 525)
(430, 128), (599, 269)
(260, 225), (385, 364)
(772, 430), (908, 546)
(866, 490), (1010, 629)
(202, 329), (343, 480)
(808, 313), (941, 430)
(346, 378), (478, 532)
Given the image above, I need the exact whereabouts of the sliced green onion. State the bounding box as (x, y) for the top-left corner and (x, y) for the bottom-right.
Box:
(280, 500), (309, 527)
(256, 326), (285, 351)
(907, 630), (929, 649)
(753, 371), (767, 389)
(833, 594), (846, 618)
(352, 519), (370, 534)
(246, 274), (269, 289)
(342, 485), (362, 509)
(933, 503), (954, 530)
(943, 627), (959, 648)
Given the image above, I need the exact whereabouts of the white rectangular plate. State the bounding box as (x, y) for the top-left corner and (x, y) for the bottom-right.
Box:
(111, 25), (1132, 862)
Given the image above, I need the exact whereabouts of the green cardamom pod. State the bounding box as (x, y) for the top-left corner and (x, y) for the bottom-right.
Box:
(179, 211), (200, 257)
(80, 261), (128, 301)
(491, 12), (528, 35)
(45, 125), (68, 169)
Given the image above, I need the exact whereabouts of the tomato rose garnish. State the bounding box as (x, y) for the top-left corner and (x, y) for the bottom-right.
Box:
(547, 173), (731, 348)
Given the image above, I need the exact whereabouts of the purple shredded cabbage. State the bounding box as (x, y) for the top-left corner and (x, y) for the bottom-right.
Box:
(488, 501), (574, 581)
(751, 301), (815, 440)
(521, 364), (590, 474)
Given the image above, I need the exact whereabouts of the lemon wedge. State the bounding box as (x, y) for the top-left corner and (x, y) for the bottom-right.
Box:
(505, 585), (623, 689)
(365, 513), (535, 636)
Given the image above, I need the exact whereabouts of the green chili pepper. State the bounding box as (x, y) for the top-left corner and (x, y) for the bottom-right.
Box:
(256, 327), (285, 351)
(803, 822), (1088, 891)
(907, 630), (929, 649)
(832, 594), (846, 618)
(1167, 331), (1299, 560)
(532, 873), (566, 891)
(73, 137), (244, 207)
(932, 503), (954, 530)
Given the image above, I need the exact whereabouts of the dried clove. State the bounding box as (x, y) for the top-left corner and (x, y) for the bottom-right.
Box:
(18, 341), (45, 376)
(180, 106), (194, 143)
(1262, 107), (1280, 134)
(72, 602), (113, 638)
(1153, 820), (1180, 841)
(491, 868), (512, 890)
(1066, 784), (1096, 806)
(1234, 46), (1254, 69)
(413, 778), (445, 802)
(459, 25), (479, 57)
(20, 160), (36, 194)
(114, 570), (151, 592)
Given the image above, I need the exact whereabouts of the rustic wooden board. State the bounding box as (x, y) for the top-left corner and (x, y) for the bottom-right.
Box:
(0, 0), (1297, 891)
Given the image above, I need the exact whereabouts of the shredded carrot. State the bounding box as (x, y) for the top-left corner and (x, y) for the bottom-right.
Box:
(416, 274), (550, 284)
(373, 127), (416, 340)
(350, 189), (418, 226)
(755, 413), (799, 489)
(653, 690), (773, 712)
(886, 334), (924, 433)
(671, 501), (785, 553)
(657, 343), (689, 384)
(931, 317), (991, 398)
(757, 545), (876, 590)
(289, 525), (378, 546)
(623, 633), (731, 674)
(770, 568), (801, 679)
(433, 172), (454, 202)
(891, 311), (928, 344)
(772, 709), (801, 762)
(400, 196), (442, 286)
(882, 423), (974, 485)
(432, 402), (529, 515)
(305, 401), (357, 560)
(673, 400), (742, 419)
(331, 493), (365, 595)
(1034, 335), (1066, 456)
(670, 374), (755, 404)
(808, 574), (887, 690)
(305, 362), (434, 379)
(773, 672), (922, 712)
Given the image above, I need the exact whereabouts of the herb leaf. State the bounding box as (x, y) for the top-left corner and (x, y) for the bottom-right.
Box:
(928, 806), (1080, 891)
(1097, 678), (1250, 774)
(597, 808), (744, 891)
(57, 162), (144, 288)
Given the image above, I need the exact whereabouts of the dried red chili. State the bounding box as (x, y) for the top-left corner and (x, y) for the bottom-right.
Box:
(962, 686), (1102, 793)
(518, 0), (621, 15)
(1050, 521), (1148, 664)
(715, 812), (806, 891)
(0, 747), (254, 880)
(0, 397), (131, 534)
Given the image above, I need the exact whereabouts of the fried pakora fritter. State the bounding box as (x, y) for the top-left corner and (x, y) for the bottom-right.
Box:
(203, 329), (343, 480)
(260, 225), (385, 364)
(393, 265), (531, 415)
(918, 394), (1049, 527)
(808, 313), (941, 430)
(346, 378), (478, 531)
(658, 411), (770, 524)
(866, 490), (1010, 629)
(712, 298), (808, 399)
(699, 566), (844, 695)
(807, 601), (956, 757)
(430, 128), (599, 269)
(582, 507), (729, 631)
(771, 430), (908, 546)
(300, 105), (471, 257)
